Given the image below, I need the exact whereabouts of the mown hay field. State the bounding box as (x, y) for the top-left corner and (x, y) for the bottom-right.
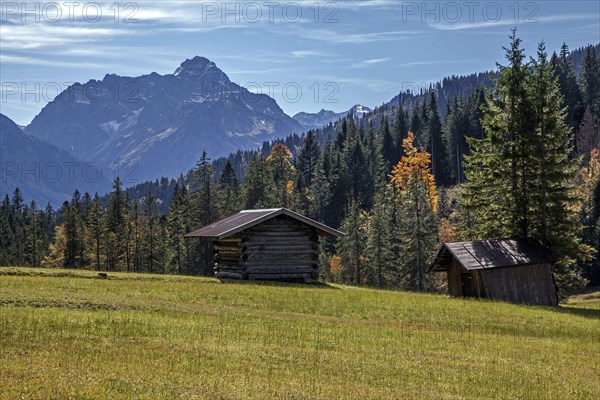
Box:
(1, 267), (599, 399)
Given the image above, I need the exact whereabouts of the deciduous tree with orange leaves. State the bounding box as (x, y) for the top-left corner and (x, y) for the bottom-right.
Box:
(388, 131), (439, 291)
(389, 131), (438, 212)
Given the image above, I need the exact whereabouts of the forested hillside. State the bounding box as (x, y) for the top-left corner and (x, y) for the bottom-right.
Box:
(2, 37), (599, 295)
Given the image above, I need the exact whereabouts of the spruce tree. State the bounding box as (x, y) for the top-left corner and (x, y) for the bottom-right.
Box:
(337, 200), (367, 286)
(218, 161), (241, 217)
(464, 36), (593, 296)
(426, 92), (446, 185)
(243, 155), (275, 209)
(365, 195), (394, 288)
(553, 43), (584, 130)
(528, 42), (593, 294)
(581, 45), (600, 122)
(392, 105), (409, 168)
(87, 194), (104, 271)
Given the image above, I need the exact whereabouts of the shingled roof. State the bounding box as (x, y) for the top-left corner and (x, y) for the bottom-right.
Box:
(185, 208), (344, 240)
(429, 239), (553, 272)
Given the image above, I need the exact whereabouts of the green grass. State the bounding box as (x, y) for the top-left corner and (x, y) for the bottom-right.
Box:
(1, 267), (599, 399)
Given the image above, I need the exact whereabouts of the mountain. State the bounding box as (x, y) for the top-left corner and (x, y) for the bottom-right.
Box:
(25, 56), (304, 183)
(293, 104), (372, 131)
(0, 113), (111, 205)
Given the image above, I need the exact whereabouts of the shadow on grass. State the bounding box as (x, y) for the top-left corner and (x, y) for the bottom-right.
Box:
(217, 278), (339, 289)
(553, 306), (600, 320)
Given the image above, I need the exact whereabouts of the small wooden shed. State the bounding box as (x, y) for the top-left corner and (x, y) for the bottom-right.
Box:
(185, 208), (344, 282)
(429, 239), (558, 306)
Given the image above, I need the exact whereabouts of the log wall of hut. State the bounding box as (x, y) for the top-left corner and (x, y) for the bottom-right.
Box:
(213, 216), (320, 282)
(479, 263), (557, 306)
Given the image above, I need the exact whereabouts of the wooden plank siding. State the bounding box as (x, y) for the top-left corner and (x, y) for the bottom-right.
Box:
(480, 263), (557, 306)
(447, 260), (487, 299)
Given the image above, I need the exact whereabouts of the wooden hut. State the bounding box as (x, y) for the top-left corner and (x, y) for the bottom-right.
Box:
(429, 239), (558, 306)
(185, 208), (344, 282)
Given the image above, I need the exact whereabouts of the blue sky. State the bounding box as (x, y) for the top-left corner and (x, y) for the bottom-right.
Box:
(1, 0), (599, 125)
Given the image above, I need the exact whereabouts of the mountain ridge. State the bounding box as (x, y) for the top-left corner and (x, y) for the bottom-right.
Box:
(24, 56), (304, 184)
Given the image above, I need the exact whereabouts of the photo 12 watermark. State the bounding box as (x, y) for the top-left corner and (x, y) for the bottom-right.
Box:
(197, 1), (339, 24)
(1, 1), (140, 23)
(1, 80), (340, 105)
(399, 1), (539, 24)
(0, 161), (140, 186)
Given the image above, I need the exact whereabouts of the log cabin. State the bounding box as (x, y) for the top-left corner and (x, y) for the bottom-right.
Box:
(185, 208), (344, 282)
(429, 239), (558, 306)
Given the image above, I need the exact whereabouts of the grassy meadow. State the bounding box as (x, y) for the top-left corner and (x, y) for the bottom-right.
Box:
(1, 267), (599, 399)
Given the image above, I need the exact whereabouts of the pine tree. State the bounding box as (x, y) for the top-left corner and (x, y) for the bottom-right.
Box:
(396, 176), (438, 291)
(580, 45), (600, 122)
(528, 42), (594, 294)
(381, 116), (396, 171)
(189, 151), (216, 275)
(464, 36), (593, 296)
(364, 121), (386, 209)
(10, 188), (26, 264)
(243, 155), (275, 209)
(267, 143), (295, 208)
(392, 105), (409, 168)
(190, 150), (215, 226)
(296, 131), (320, 190)
(463, 30), (534, 238)
(426, 92), (446, 185)
(167, 183), (191, 275)
(552, 43), (584, 130)
(365, 195), (394, 288)
(64, 191), (86, 269)
(342, 119), (368, 207)
(142, 191), (159, 273)
(87, 194), (104, 271)
(106, 177), (127, 271)
(218, 161), (241, 217)
(337, 200), (367, 285)
(24, 201), (39, 266)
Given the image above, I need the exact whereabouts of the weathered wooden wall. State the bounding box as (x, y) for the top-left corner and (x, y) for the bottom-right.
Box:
(446, 260), (486, 298)
(446, 260), (462, 297)
(213, 216), (320, 282)
(480, 263), (557, 306)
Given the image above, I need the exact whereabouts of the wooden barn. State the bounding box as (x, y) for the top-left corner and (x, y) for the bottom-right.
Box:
(185, 208), (344, 282)
(429, 239), (558, 306)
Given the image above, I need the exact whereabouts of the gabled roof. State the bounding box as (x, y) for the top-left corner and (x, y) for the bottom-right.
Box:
(428, 239), (553, 272)
(185, 208), (345, 239)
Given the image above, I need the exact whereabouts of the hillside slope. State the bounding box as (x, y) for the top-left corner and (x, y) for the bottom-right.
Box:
(0, 114), (111, 204)
(1, 267), (598, 399)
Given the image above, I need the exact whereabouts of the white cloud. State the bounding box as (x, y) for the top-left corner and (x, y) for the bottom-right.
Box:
(351, 58), (389, 68)
(291, 50), (330, 58)
(431, 13), (596, 31)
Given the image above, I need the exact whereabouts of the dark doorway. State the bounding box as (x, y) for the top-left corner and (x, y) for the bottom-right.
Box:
(460, 273), (474, 297)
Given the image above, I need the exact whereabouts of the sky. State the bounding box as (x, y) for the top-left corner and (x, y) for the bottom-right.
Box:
(1, 0), (599, 126)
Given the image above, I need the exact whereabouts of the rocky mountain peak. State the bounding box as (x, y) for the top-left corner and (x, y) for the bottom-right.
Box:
(174, 56), (218, 77)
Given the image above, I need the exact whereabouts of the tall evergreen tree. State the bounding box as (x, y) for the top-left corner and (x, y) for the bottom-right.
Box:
(87, 194), (104, 271)
(337, 200), (367, 286)
(426, 92), (446, 185)
(580, 45), (600, 122)
(464, 36), (593, 296)
(243, 155), (275, 209)
(552, 43), (584, 130)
